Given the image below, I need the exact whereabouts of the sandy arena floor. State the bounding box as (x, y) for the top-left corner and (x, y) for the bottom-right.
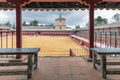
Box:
(1, 36), (88, 56)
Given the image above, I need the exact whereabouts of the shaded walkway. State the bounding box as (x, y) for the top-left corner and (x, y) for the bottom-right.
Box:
(32, 57), (103, 80)
(0, 57), (120, 80)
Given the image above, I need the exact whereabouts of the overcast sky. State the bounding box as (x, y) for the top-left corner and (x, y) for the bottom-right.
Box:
(0, 9), (119, 28)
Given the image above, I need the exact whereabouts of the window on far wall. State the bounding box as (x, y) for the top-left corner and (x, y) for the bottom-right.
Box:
(60, 27), (62, 30)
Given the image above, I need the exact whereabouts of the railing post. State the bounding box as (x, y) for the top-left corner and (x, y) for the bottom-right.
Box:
(11, 31), (14, 48)
(0, 29), (2, 48)
(100, 32), (102, 48)
(70, 48), (72, 56)
(115, 32), (117, 48)
(6, 31), (8, 48)
(105, 32), (107, 48)
(95, 30), (96, 47)
(109, 28), (111, 48)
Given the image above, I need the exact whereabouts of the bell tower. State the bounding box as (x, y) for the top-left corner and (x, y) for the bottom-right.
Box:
(55, 13), (66, 30)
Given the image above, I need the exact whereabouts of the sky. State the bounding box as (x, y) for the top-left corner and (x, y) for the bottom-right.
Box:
(0, 9), (119, 28)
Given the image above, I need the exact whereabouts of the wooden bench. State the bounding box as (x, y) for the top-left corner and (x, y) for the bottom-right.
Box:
(0, 48), (40, 79)
(91, 48), (120, 79)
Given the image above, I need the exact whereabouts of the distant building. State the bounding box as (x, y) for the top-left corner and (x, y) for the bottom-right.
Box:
(22, 25), (54, 30)
(21, 12), (72, 30)
(22, 14), (68, 30)
(0, 26), (11, 31)
(55, 13), (66, 30)
(95, 22), (120, 29)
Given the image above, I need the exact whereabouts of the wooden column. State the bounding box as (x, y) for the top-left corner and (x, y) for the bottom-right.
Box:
(89, 0), (94, 58)
(16, 5), (22, 59)
(7, 0), (29, 59)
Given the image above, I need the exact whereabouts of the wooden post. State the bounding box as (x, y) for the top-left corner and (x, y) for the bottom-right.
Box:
(6, 0), (29, 59)
(16, 5), (22, 59)
(89, 0), (94, 58)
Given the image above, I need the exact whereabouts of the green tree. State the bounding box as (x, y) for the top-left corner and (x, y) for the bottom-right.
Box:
(22, 21), (27, 26)
(85, 22), (89, 28)
(75, 25), (80, 29)
(12, 23), (16, 29)
(30, 20), (39, 26)
(94, 16), (108, 26)
(4, 21), (11, 27)
(112, 13), (120, 21)
(50, 23), (54, 26)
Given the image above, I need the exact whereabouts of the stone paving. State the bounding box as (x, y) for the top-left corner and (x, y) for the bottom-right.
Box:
(0, 57), (120, 80)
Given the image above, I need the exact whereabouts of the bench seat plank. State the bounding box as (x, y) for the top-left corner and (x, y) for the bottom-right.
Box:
(107, 68), (120, 74)
(0, 69), (28, 75)
(96, 61), (120, 65)
(0, 62), (28, 66)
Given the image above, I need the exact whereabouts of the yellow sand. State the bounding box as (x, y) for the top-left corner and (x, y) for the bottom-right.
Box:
(1, 36), (88, 56)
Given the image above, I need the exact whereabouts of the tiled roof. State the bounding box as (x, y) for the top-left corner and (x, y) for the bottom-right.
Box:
(22, 26), (55, 29)
(95, 22), (120, 29)
(0, 26), (11, 29)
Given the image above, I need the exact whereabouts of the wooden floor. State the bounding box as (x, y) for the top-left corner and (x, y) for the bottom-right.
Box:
(0, 57), (120, 80)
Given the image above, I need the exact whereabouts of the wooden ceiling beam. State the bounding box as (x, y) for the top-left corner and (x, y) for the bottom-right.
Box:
(103, 0), (120, 2)
(6, 0), (29, 6)
(0, 0), (120, 3)
(29, 0), (81, 2)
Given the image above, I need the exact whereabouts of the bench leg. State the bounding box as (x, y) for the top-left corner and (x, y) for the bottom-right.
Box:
(100, 55), (106, 78)
(28, 55), (33, 79)
(34, 53), (38, 70)
(93, 51), (97, 69)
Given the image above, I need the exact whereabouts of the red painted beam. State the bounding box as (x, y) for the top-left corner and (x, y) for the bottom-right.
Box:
(30, 0), (81, 2)
(1, 0), (120, 2)
(7, 0), (29, 6)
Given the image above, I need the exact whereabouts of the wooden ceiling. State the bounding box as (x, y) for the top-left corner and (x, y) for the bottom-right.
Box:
(0, 0), (119, 10)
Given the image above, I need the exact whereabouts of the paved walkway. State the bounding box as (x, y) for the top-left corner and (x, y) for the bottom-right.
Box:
(0, 57), (120, 80)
